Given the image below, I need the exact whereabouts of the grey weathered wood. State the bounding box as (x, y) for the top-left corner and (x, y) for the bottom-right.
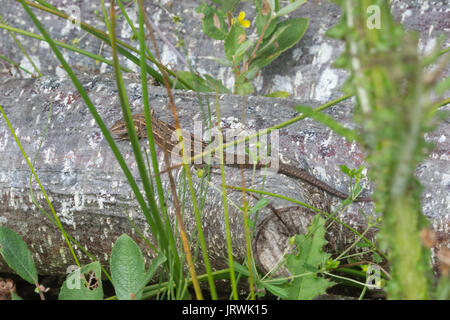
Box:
(0, 76), (447, 276)
(1, 0), (448, 100)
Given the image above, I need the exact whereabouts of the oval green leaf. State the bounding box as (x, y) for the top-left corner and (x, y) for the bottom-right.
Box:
(0, 226), (37, 285)
(275, 0), (306, 18)
(196, 3), (228, 40)
(251, 18), (308, 70)
(110, 234), (146, 300)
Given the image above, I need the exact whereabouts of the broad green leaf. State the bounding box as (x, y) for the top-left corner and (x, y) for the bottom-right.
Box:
(235, 60), (262, 84)
(257, 24), (291, 53)
(265, 91), (290, 98)
(233, 261), (250, 277)
(275, 0), (306, 18)
(286, 215), (334, 299)
(0, 226), (37, 285)
(110, 234), (146, 300)
(245, 64), (261, 81)
(293, 105), (358, 142)
(225, 24), (246, 61)
(235, 81), (254, 95)
(59, 262), (103, 300)
(261, 281), (290, 298)
(262, 17), (279, 40)
(332, 54), (350, 69)
(255, 11), (278, 40)
(326, 19), (347, 39)
(255, 0), (280, 39)
(235, 39), (254, 59)
(203, 74), (232, 93)
(177, 71), (230, 93)
(268, 0), (277, 12)
(196, 3), (228, 40)
(211, 0), (240, 12)
(251, 18), (308, 70)
(136, 253), (166, 295)
(255, 0), (280, 13)
(214, 57), (233, 67)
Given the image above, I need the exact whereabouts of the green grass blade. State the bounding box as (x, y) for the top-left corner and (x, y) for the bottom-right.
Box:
(214, 98), (239, 300)
(0, 23), (132, 73)
(0, 104), (80, 267)
(16, 0), (158, 254)
(22, 0), (197, 90)
(0, 53), (34, 75)
(0, 14), (42, 76)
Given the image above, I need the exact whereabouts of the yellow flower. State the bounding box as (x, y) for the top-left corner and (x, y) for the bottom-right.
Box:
(233, 11), (250, 28)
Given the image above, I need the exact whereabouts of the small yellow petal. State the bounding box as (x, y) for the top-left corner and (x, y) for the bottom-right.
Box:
(241, 20), (250, 28)
(238, 11), (246, 21)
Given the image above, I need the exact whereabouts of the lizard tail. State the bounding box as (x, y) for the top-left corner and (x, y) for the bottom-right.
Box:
(278, 164), (372, 202)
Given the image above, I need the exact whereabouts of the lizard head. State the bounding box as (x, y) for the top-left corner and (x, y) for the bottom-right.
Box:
(110, 111), (151, 139)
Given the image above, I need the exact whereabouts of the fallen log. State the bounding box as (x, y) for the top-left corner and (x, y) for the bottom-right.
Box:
(0, 76), (447, 277)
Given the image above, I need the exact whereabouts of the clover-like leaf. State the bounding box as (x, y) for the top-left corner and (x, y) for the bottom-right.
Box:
(196, 3), (228, 40)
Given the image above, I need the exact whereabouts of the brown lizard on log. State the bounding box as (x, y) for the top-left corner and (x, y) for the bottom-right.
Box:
(110, 111), (372, 202)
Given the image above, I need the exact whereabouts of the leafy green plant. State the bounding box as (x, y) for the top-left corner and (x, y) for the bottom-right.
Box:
(0, 226), (166, 300)
(326, 0), (449, 299)
(4, 0), (447, 301)
(58, 262), (104, 300)
(196, 0), (308, 94)
(261, 215), (335, 299)
(59, 234), (166, 300)
(109, 234), (165, 300)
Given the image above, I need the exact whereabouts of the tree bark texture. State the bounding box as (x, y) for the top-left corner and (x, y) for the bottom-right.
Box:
(0, 76), (447, 276)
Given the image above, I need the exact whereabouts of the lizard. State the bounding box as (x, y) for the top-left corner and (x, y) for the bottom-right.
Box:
(110, 111), (372, 202)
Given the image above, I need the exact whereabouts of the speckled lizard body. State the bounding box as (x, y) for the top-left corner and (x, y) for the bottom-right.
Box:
(111, 112), (371, 202)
